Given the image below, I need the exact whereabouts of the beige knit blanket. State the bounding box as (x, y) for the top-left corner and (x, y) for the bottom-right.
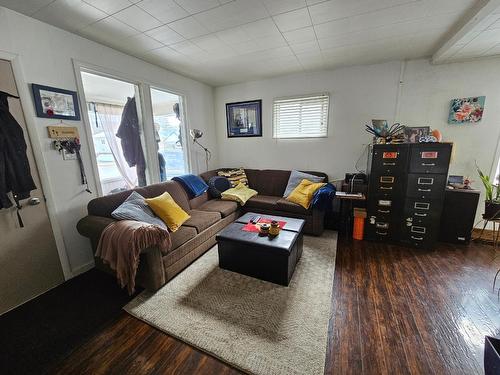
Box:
(96, 220), (171, 294)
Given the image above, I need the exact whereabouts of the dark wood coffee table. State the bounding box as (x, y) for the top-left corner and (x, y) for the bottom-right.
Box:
(216, 212), (305, 286)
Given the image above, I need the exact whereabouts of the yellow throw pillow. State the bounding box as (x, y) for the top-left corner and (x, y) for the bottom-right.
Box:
(221, 182), (258, 205)
(286, 179), (326, 209)
(145, 192), (190, 232)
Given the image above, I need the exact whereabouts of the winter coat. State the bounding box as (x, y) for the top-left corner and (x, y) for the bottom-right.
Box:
(0, 91), (36, 209)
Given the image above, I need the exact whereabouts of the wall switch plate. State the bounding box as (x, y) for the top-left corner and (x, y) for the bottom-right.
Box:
(62, 149), (77, 160)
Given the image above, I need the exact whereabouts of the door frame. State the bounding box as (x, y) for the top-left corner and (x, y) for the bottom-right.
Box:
(0, 51), (72, 279)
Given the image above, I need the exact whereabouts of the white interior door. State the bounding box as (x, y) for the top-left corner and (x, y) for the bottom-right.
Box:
(0, 59), (64, 315)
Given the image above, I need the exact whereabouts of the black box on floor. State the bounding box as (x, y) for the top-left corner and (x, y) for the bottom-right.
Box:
(439, 189), (480, 244)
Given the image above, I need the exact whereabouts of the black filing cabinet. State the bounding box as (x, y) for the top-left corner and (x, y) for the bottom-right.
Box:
(366, 143), (452, 248)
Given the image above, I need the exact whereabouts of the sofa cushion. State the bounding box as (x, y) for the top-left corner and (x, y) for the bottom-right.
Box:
(207, 176), (232, 198)
(221, 183), (258, 205)
(245, 195), (280, 210)
(170, 226), (197, 250)
(183, 209), (221, 233)
(283, 170), (325, 198)
(145, 192), (190, 232)
(217, 168), (248, 187)
(276, 198), (312, 214)
(111, 191), (166, 228)
(197, 199), (238, 217)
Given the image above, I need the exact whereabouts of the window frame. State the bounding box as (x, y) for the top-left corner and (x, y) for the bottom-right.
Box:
(272, 93), (330, 140)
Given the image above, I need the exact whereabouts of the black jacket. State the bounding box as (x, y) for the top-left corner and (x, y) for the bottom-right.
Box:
(0, 91), (36, 209)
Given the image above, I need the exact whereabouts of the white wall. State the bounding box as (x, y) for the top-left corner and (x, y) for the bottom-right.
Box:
(0, 7), (217, 276)
(215, 61), (402, 179)
(215, 58), (500, 219)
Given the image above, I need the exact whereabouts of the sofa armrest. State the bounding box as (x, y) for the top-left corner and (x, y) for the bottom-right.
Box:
(77, 215), (116, 249)
(311, 207), (326, 236)
(136, 246), (166, 291)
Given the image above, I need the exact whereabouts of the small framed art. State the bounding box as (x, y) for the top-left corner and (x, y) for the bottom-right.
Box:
(404, 126), (430, 143)
(226, 100), (262, 138)
(31, 84), (81, 120)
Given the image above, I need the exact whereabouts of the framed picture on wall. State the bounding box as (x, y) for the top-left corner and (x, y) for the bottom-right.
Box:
(31, 84), (81, 120)
(226, 100), (262, 138)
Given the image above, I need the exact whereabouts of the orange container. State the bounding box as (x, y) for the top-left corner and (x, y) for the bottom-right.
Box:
(353, 217), (365, 240)
(353, 208), (367, 240)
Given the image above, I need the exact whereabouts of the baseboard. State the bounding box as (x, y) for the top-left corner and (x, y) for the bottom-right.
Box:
(70, 260), (95, 278)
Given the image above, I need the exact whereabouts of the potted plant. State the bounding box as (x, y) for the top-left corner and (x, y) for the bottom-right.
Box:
(477, 165), (500, 219)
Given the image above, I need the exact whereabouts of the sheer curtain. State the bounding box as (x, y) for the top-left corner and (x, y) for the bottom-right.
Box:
(94, 103), (137, 188)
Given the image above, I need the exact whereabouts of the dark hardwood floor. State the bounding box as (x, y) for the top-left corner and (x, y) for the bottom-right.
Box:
(5, 238), (500, 375)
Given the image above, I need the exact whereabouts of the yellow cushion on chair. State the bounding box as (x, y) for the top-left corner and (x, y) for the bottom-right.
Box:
(286, 179), (326, 209)
(145, 192), (190, 232)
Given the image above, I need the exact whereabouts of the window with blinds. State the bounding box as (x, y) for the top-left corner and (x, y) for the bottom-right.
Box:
(273, 93), (329, 139)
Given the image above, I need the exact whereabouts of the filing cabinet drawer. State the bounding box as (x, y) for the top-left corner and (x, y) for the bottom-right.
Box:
(409, 143), (452, 174)
(403, 198), (442, 225)
(401, 223), (438, 248)
(406, 174), (446, 199)
(365, 219), (399, 241)
(371, 145), (408, 174)
(368, 174), (404, 198)
(367, 197), (400, 219)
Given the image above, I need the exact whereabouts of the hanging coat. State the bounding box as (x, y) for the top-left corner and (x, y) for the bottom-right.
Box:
(0, 91), (36, 209)
(116, 97), (147, 187)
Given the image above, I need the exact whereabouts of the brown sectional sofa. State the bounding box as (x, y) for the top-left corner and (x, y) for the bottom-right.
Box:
(77, 168), (328, 291)
(200, 169), (328, 236)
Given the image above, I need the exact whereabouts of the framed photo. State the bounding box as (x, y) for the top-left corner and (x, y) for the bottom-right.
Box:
(226, 100), (262, 138)
(404, 126), (430, 143)
(448, 96), (485, 124)
(31, 84), (80, 120)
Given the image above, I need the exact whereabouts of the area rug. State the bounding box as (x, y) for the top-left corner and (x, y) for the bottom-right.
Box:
(125, 231), (337, 375)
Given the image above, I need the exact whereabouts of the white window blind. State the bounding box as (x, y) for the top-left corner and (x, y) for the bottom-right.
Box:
(273, 93), (329, 139)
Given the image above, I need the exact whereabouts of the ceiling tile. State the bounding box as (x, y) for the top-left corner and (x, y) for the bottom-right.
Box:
(169, 40), (205, 55)
(137, 0), (189, 23)
(82, 0), (132, 14)
(146, 25), (186, 45)
(32, 0), (107, 32)
(190, 34), (228, 51)
(114, 5), (162, 31)
(273, 7), (311, 32)
(216, 26), (252, 44)
(309, 0), (418, 25)
(124, 33), (164, 51)
(0, 0), (54, 16)
(174, 0), (221, 13)
(80, 16), (138, 40)
(260, 0), (306, 16)
(289, 39), (321, 54)
(283, 26), (316, 43)
(194, 0), (268, 32)
(168, 16), (210, 39)
(240, 18), (282, 38)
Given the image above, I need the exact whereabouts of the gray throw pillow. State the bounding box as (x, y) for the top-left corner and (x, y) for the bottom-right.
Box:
(111, 191), (166, 228)
(283, 170), (325, 197)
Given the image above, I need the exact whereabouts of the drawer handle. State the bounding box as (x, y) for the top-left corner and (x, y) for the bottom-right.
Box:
(411, 236), (424, 241)
(380, 176), (395, 183)
(376, 231), (388, 236)
(378, 209), (390, 213)
(421, 163), (435, 166)
(415, 213), (427, 217)
(380, 186), (393, 190)
(418, 188), (431, 192)
(383, 162), (396, 166)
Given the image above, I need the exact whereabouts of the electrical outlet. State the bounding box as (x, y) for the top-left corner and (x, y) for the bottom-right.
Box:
(62, 149), (77, 160)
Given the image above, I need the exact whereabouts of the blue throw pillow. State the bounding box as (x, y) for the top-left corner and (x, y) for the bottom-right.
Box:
(111, 191), (166, 228)
(208, 176), (232, 198)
